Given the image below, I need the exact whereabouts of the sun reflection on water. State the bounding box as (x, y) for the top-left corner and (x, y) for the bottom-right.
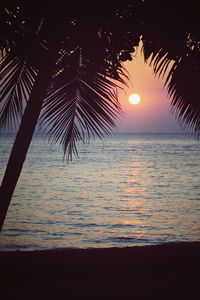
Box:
(0, 133), (200, 250)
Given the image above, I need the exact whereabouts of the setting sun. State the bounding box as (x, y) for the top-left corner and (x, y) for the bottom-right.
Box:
(129, 93), (141, 105)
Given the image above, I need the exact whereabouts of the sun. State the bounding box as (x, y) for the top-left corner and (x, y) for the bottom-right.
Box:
(129, 93), (141, 105)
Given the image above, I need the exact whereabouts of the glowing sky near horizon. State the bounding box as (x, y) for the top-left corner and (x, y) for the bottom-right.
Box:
(116, 46), (182, 133)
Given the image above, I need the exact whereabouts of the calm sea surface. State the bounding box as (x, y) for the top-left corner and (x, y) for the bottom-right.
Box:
(0, 133), (199, 250)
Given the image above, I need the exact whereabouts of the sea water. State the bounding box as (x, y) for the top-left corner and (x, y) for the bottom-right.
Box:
(0, 133), (199, 250)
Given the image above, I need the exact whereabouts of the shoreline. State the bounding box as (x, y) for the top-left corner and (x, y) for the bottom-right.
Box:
(0, 242), (199, 299)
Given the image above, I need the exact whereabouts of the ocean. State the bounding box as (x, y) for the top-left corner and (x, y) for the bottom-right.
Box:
(0, 132), (199, 250)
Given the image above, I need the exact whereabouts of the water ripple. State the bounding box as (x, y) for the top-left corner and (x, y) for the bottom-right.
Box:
(0, 133), (200, 250)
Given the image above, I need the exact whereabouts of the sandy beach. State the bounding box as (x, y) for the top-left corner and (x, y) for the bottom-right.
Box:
(0, 242), (199, 299)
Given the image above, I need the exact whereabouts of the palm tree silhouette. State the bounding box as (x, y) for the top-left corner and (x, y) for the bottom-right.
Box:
(0, 2), (140, 230)
(0, 1), (200, 231)
(141, 0), (200, 134)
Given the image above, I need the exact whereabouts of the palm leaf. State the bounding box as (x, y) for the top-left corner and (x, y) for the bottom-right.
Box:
(40, 46), (123, 159)
(0, 53), (37, 128)
(141, 0), (200, 138)
(142, 36), (200, 138)
(167, 50), (200, 137)
(0, 4), (50, 129)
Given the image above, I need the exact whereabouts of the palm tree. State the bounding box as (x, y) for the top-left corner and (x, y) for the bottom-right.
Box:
(0, 1), (141, 230)
(0, 0), (200, 231)
(141, 0), (200, 135)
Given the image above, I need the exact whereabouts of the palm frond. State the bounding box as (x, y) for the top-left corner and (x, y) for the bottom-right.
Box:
(166, 50), (200, 137)
(142, 24), (200, 136)
(0, 4), (51, 129)
(0, 54), (37, 128)
(141, 39), (172, 78)
(40, 46), (123, 159)
(141, 0), (200, 138)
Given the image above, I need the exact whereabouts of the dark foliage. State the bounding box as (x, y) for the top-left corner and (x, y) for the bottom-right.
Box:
(0, 0), (143, 158)
(141, 0), (200, 136)
(1, 0), (200, 155)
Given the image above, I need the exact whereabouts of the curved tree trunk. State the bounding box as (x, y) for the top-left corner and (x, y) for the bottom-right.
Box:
(0, 65), (52, 231)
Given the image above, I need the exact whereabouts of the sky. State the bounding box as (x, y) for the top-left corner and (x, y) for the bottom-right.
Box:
(115, 45), (182, 133)
(0, 43), (182, 136)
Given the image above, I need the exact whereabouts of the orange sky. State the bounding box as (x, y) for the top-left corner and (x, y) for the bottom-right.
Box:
(116, 46), (182, 133)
